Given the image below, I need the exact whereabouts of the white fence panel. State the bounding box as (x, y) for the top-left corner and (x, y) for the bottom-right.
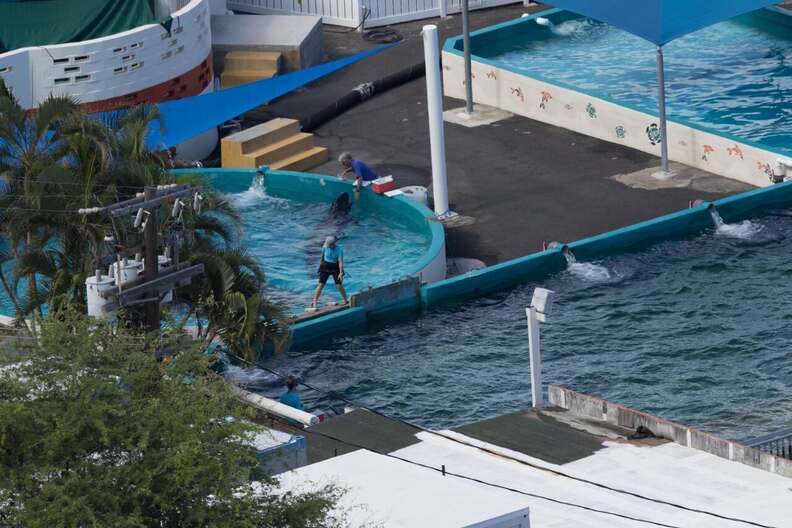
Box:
(229, 0), (520, 28)
(228, 0), (361, 27)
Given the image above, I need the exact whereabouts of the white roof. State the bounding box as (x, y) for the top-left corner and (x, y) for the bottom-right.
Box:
(278, 430), (792, 527)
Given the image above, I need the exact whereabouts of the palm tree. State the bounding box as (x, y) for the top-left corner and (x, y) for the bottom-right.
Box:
(0, 81), (80, 331)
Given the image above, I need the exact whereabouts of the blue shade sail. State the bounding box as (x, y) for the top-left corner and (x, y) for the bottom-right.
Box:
(147, 44), (395, 150)
(546, 0), (778, 45)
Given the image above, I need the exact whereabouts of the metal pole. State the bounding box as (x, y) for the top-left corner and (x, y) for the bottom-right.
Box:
(526, 306), (542, 408)
(143, 186), (160, 332)
(422, 25), (450, 217)
(462, 0), (474, 114)
(657, 46), (669, 173)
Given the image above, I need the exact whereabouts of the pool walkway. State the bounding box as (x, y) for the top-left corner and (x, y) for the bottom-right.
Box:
(253, 3), (753, 265)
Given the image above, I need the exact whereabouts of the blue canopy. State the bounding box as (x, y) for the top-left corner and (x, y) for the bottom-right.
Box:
(547, 0), (778, 45)
(147, 43), (394, 150)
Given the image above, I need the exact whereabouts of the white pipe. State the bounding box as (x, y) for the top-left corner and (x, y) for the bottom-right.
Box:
(526, 307), (542, 408)
(231, 386), (319, 427)
(422, 24), (450, 217)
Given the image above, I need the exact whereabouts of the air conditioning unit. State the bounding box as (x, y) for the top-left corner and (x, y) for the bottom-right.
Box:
(463, 508), (530, 528)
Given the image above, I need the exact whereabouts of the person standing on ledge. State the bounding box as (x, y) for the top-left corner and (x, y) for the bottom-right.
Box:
(310, 235), (348, 309)
(279, 375), (304, 411)
(338, 152), (378, 190)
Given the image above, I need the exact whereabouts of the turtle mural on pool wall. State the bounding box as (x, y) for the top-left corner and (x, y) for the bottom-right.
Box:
(646, 123), (662, 145)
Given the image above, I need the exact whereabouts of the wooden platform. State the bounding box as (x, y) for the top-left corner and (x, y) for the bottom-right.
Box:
(220, 117), (328, 171)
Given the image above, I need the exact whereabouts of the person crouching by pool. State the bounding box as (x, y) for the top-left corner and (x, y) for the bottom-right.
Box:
(338, 152), (378, 190)
(279, 375), (304, 411)
(310, 235), (348, 309)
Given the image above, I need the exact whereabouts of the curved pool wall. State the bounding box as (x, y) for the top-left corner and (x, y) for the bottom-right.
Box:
(289, 177), (792, 349)
(441, 7), (792, 188)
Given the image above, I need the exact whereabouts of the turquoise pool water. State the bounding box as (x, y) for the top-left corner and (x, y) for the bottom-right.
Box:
(223, 179), (430, 311)
(231, 211), (792, 442)
(478, 9), (792, 155)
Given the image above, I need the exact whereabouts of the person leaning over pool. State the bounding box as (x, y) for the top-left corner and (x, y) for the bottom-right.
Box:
(338, 151), (378, 190)
(310, 235), (348, 309)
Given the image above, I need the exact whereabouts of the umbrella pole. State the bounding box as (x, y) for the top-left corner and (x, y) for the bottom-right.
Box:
(462, 0), (474, 114)
(657, 45), (669, 173)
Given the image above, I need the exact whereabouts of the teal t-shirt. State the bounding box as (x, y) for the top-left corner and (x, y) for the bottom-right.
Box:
(322, 245), (343, 263)
(279, 390), (304, 411)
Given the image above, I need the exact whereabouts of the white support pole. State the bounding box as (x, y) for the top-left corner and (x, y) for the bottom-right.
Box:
(439, 0), (447, 19)
(657, 46), (669, 173)
(526, 306), (542, 408)
(422, 24), (450, 217)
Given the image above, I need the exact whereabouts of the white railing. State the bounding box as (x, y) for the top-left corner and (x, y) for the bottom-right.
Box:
(0, 0), (210, 109)
(228, 0), (521, 28)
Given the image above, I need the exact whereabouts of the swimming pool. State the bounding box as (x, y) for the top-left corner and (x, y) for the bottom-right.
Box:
(443, 7), (792, 186)
(219, 177), (429, 310)
(230, 210), (792, 442)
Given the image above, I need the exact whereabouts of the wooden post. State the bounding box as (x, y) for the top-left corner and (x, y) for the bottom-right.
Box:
(143, 186), (160, 332)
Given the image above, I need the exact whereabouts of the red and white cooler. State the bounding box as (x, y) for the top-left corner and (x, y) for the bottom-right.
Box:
(371, 175), (396, 194)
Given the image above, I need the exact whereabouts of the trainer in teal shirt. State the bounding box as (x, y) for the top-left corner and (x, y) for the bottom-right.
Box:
(322, 243), (343, 264)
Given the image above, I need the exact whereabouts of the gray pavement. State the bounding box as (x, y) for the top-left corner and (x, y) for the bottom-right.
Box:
(253, 4), (753, 264)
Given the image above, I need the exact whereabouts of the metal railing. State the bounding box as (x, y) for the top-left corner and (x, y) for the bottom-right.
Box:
(746, 427), (792, 460)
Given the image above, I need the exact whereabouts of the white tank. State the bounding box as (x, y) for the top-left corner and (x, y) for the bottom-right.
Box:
(399, 185), (430, 207)
(112, 259), (143, 288)
(86, 272), (117, 319)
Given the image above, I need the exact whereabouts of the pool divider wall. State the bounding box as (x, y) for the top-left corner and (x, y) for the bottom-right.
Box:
(549, 385), (792, 478)
(442, 8), (789, 188)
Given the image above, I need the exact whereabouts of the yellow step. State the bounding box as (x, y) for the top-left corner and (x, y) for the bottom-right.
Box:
(224, 50), (282, 71)
(220, 68), (278, 89)
(244, 133), (315, 166)
(270, 146), (329, 172)
(221, 118), (302, 168)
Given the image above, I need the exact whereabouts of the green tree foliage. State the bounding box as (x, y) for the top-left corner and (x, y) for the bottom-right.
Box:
(0, 311), (342, 527)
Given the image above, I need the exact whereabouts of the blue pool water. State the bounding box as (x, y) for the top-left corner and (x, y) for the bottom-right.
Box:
(480, 10), (792, 155)
(230, 211), (792, 442)
(225, 179), (430, 310)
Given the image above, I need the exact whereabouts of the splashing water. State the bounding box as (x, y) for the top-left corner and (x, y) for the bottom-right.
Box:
(550, 19), (602, 38)
(228, 175), (281, 209)
(563, 249), (612, 281)
(223, 362), (277, 390)
(710, 208), (765, 240)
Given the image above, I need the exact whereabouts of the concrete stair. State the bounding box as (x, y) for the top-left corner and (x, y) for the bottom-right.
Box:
(220, 50), (282, 89)
(221, 117), (329, 171)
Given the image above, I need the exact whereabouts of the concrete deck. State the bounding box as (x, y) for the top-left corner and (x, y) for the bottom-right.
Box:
(252, 4), (753, 265)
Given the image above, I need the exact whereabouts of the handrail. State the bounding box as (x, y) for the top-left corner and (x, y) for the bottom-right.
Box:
(746, 427), (792, 460)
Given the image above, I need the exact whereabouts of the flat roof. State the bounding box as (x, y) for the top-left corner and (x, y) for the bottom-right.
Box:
(278, 410), (792, 527)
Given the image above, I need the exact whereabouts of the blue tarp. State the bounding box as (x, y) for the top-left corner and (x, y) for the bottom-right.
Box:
(546, 0), (778, 45)
(147, 44), (394, 150)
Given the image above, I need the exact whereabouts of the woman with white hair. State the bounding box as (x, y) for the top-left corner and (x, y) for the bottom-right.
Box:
(310, 235), (348, 309)
(338, 152), (379, 189)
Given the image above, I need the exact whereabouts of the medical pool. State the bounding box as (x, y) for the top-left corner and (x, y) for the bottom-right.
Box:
(476, 9), (792, 155)
(215, 175), (432, 311)
(230, 210), (792, 442)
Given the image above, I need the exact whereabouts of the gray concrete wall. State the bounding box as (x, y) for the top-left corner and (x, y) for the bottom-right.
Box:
(549, 385), (792, 479)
